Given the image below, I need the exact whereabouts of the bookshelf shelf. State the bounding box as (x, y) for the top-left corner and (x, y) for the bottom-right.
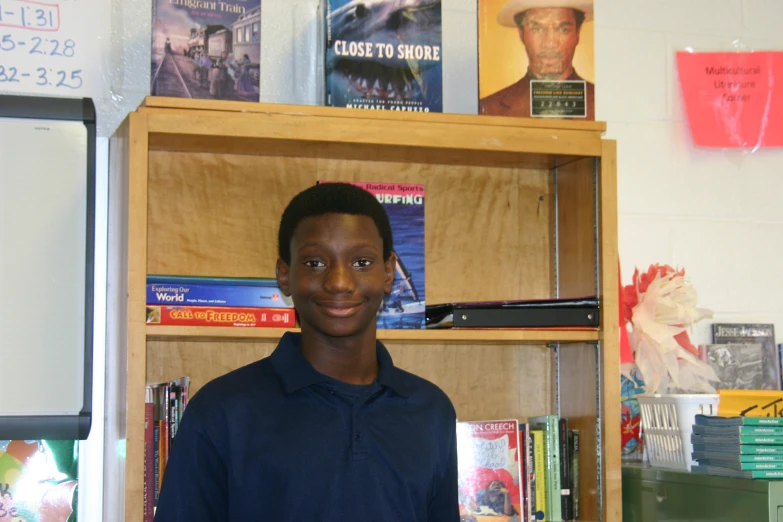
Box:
(107, 97), (621, 522)
(145, 325), (601, 343)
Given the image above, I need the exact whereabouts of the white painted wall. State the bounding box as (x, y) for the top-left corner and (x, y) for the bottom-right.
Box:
(595, 0), (783, 344)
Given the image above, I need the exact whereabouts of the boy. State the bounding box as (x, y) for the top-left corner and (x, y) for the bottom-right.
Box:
(154, 182), (459, 521)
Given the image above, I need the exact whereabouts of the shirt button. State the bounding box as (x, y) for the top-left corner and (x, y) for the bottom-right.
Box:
(354, 432), (362, 441)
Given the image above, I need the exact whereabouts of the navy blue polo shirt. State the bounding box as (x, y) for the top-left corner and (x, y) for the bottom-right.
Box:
(154, 332), (459, 522)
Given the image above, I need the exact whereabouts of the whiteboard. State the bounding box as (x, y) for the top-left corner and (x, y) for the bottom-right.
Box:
(0, 0), (109, 100)
(0, 95), (94, 439)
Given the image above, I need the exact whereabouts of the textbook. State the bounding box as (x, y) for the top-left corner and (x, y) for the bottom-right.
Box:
(147, 282), (294, 309)
(146, 305), (296, 328)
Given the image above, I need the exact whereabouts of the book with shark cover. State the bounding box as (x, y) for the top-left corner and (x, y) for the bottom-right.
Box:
(324, 0), (443, 112)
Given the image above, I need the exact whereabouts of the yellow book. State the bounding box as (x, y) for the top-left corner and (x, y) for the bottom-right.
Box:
(532, 429), (547, 521)
(719, 390), (783, 418)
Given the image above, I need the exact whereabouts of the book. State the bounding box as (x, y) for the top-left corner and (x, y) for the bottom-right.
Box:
(148, 274), (281, 287)
(518, 423), (531, 522)
(318, 181), (426, 329)
(711, 323), (779, 390)
(528, 415), (561, 522)
(695, 414), (783, 427)
(691, 451), (783, 462)
(530, 429), (546, 522)
(426, 297), (599, 329)
(717, 389), (783, 418)
(477, 0), (595, 119)
(456, 420), (523, 520)
(693, 424), (783, 437)
(324, 0), (443, 112)
(691, 464), (783, 480)
(147, 282), (294, 309)
(151, 0), (260, 101)
(146, 305), (296, 328)
(699, 342), (777, 390)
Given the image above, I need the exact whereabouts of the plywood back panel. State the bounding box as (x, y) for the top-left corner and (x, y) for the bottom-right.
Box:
(556, 157), (597, 299)
(559, 342), (598, 522)
(147, 150), (554, 304)
(146, 340), (552, 423)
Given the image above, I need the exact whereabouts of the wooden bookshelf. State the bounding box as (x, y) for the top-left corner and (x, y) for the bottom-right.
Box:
(106, 97), (621, 522)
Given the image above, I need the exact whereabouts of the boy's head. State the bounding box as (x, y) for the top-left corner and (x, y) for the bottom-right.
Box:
(276, 183), (395, 338)
(277, 182), (394, 265)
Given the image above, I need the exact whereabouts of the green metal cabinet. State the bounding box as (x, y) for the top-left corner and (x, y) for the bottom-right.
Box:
(623, 464), (783, 522)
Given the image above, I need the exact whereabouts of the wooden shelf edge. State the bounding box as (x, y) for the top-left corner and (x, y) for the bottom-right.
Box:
(145, 325), (600, 343)
(139, 96), (607, 133)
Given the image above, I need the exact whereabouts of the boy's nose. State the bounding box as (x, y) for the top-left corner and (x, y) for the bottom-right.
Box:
(324, 263), (355, 292)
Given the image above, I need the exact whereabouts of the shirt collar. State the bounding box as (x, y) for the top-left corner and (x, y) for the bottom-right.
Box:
(270, 332), (412, 398)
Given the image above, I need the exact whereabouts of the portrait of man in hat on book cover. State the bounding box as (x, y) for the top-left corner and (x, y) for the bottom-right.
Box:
(478, 0), (594, 119)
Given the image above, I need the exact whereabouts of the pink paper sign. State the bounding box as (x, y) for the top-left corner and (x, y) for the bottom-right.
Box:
(676, 51), (783, 148)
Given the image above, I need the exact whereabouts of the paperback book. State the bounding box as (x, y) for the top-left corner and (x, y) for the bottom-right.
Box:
(151, 0), (261, 101)
(456, 420), (523, 520)
(324, 0), (443, 112)
(146, 305), (295, 328)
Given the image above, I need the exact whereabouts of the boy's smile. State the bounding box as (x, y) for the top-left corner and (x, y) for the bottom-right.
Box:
(277, 212), (394, 340)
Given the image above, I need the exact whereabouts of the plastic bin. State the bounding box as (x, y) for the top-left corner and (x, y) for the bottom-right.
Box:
(636, 394), (720, 471)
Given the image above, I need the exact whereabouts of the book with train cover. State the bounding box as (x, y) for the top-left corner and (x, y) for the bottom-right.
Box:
(324, 0), (443, 112)
(151, 0), (261, 101)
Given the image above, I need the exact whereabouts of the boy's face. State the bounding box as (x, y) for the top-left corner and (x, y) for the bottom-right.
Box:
(276, 213), (394, 339)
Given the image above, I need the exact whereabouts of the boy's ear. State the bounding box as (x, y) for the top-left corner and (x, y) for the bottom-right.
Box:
(276, 258), (292, 297)
(383, 256), (395, 294)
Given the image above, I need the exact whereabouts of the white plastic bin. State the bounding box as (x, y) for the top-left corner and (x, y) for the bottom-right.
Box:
(636, 394), (720, 471)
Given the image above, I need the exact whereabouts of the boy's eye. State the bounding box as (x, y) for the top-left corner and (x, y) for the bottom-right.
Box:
(304, 260), (325, 268)
(353, 259), (372, 268)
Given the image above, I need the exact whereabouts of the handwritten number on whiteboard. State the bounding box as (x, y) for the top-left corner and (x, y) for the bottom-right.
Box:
(55, 69), (81, 89)
(0, 34), (14, 51)
(36, 66), (46, 85)
(63, 39), (74, 57)
(0, 65), (19, 82)
(30, 36), (42, 54)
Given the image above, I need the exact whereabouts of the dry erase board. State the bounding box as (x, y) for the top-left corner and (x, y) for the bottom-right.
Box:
(0, 94), (94, 439)
(0, 0), (109, 99)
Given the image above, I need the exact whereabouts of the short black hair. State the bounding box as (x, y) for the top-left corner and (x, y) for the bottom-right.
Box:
(515, 8), (585, 30)
(277, 182), (394, 265)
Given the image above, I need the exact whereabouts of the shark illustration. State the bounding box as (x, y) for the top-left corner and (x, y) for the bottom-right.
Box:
(326, 0), (442, 109)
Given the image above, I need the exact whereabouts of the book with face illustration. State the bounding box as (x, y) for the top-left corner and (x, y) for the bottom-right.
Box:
(324, 0), (443, 112)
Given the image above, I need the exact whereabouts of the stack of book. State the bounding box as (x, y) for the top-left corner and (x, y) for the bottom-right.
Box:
(456, 415), (580, 522)
(690, 414), (783, 480)
(145, 376), (190, 521)
(145, 274), (296, 328)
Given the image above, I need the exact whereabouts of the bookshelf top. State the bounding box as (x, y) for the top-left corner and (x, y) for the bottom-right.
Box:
(135, 96), (610, 161)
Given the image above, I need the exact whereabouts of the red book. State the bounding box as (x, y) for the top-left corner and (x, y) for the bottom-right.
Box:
(456, 419), (523, 521)
(144, 388), (155, 522)
(146, 306), (296, 328)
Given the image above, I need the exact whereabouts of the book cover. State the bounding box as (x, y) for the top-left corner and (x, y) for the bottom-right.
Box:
(711, 323), (780, 390)
(478, 0), (595, 119)
(695, 414), (783, 427)
(147, 282), (294, 308)
(528, 415), (561, 521)
(518, 423), (531, 522)
(324, 0), (443, 112)
(146, 305), (296, 328)
(530, 429), (546, 521)
(151, 0), (260, 101)
(318, 181), (425, 329)
(456, 420), (523, 519)
(0, 440), (78, 522)
(718, 389), (783, 418)
(700, 342), (778, 391)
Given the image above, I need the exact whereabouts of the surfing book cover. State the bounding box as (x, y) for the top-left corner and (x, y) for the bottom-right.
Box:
(317, 181), (425, 329)
(151, 0), (261, 101)
(456, 420), (523, 520)
(324, 0), (443, 112)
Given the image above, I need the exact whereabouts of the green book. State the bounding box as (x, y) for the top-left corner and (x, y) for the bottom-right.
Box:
(692, 451), (783, 462)
(693, 424), (783, 437)
(529, 415), (562, 522)
(697, 459), (783, 471)
(695, 414), (783, 427)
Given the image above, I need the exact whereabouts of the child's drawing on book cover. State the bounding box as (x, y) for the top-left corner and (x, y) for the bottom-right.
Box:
(325, 0), (443, 112)
(456, 421), (522, 521)
(151, 0), (260, 101)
